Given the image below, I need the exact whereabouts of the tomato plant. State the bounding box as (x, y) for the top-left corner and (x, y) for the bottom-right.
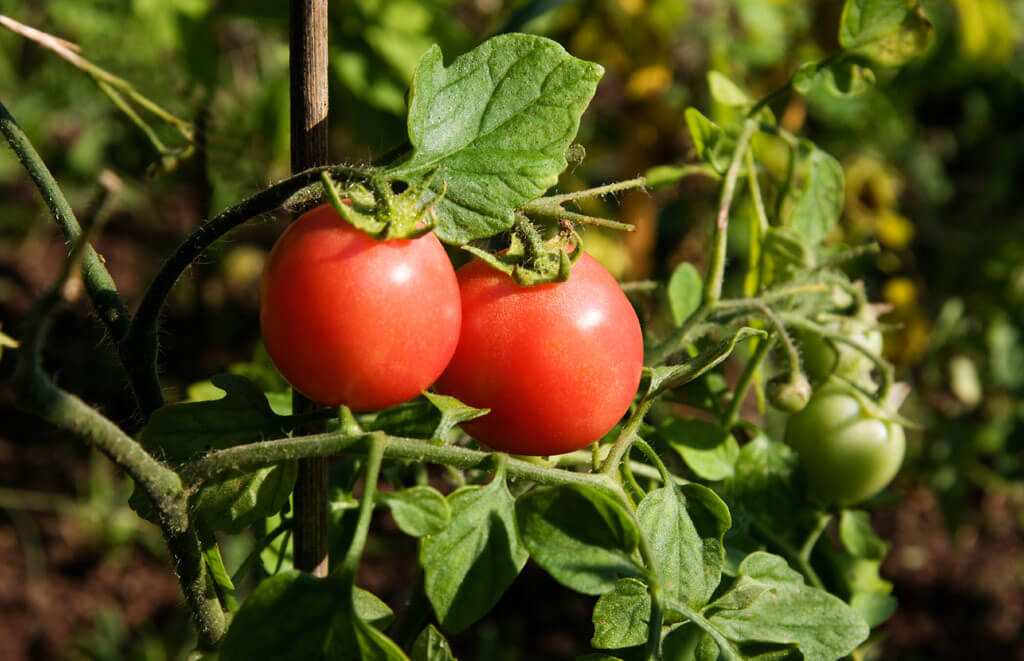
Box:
(259, 203), (460, 411)
(435, 252), (643, 456)
(3, 2), (937, 659)
(785, 384), (906, 506)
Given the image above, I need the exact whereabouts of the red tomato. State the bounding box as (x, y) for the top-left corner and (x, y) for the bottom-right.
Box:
(260, 204), (461, 411)
(435, 253), (644, 455)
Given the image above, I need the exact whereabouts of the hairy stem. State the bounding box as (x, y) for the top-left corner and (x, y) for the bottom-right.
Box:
(182, 431), (611, 494)
(722, 337), (773, 428)
(338, 435), (385, 585)
(704, 120), (758, 306)
(600, 398), (656, 476)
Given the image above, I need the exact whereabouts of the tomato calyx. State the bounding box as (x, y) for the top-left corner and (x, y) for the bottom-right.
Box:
(320, 168), (446, 241)
(461, 214), (583, 286)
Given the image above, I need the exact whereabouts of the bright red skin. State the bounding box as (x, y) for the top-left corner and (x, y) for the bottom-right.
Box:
(435, 253), (644, 455)
(260, 204), (461, 411)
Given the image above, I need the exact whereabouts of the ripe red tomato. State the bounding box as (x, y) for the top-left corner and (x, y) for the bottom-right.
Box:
(435, 253), (644, 455)
(259, 204), (461, 411)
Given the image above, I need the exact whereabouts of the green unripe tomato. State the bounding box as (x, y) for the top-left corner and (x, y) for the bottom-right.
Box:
(784, 385), (905, 506)
(798, 315), (883, 385)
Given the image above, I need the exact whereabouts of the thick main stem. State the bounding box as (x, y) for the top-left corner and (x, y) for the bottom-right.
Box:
(290, 0), (331, 579)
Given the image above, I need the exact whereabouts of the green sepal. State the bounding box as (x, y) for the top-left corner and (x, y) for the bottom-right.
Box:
(461, 216), (582, 287)
(322, 168), (445, 241)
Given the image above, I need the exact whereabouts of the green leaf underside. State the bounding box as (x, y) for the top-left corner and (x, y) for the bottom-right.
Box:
(394, 34), (604, 244)
(420, 475), (528, 634)
(221, 571), (408, 661)
(662, 419), (740, 481)
(378, 486), (451, 537)
(706, 552), (870, 661)
(517, 484), (644, 596)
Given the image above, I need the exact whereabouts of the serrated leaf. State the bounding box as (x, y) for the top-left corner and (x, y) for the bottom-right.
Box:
(423, 391), (489, 442)
(785, 140), (844, 247)
(684, 108), (735, 174)
(377, 486), (451, 537)
(411, 625), (457, 661)
(638, 485), (730, 608)
(707, 552), (870, 661)
(516, 484), (644, 595)
(646, 327), (767, 396)
(661, 419), (739, 481)
(839, 0), (934, 67)
(839, 510), (888, 559)
(392, 34), (603, 244)
(667, 263), (702, 326)
(707, 71), (750, 106)
(221, 571), (408, 661)
(591, 578), (650, 649)
(420, 475), (527, 634)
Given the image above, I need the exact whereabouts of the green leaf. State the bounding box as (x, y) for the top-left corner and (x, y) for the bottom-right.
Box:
(411, 625), (457, 661)
(136, 374), (298, 533)
(420, 475), (527, 634)
(793, 59), (877, 98)
(591, 578), (650, 649)
(839, 510), (888, 559)
(195, 461), (298, 533)
(354, 587), (395, 631)
(667, 263), (702, 326)
(377, 486), (451, 537)
(724, 434), (802, 536)
(361, 400), (440, 439)
(661, 623), (719, 661)
(684, 108), (735, 174)
(221, 571), (408, 661)
(784, 140), (844, 247)
(661, 419), (740, 481)
(707, 552), (870, 661)
(637, 485), (730, 608)
(577, 656), (626, 661)
(839, 0), (934, 67)
(139, 373), (289, 460)
(850, 591), (897, 628)
(516, 484), (644, 595)
(394, 34), (604, 244)
(646, 327), (767, 396)
(423, 391), (489, 442)
(707, 71), (750, 106)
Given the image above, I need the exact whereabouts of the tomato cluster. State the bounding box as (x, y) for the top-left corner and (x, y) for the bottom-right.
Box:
(260, 204), (643, 455)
